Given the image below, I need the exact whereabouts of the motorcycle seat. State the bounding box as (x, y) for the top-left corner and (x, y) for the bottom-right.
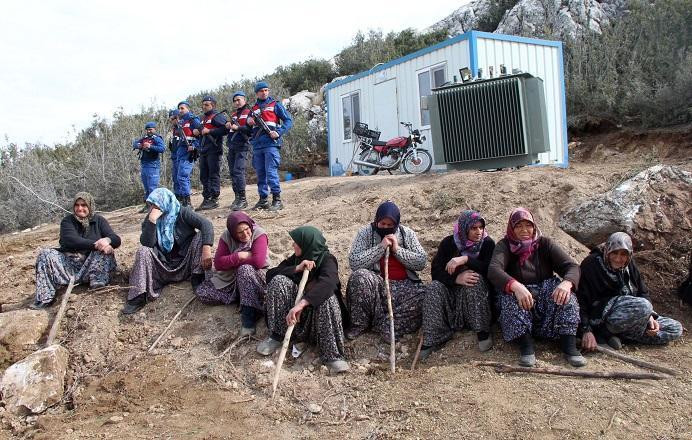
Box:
(371, 139), (387, 146)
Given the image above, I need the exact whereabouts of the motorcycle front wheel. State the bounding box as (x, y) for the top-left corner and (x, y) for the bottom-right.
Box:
(357, 150), (380, 176)
(402, 148), (433, 174)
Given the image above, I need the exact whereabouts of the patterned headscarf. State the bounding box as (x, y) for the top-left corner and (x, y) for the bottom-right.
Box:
(73, 192), (95, 230)
(603, 232), (633, 271)
(146, 188), (181, 253)
(289, 225), (329, 268)
(226, 211), (255, 251)
(453, 210), (488, 259)
(505, 207), (541, 266)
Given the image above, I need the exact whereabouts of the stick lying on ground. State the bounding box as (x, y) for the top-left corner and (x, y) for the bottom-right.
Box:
(272, 268), (310, 399)
(46, 276), (76, 346)
(595, 344), (678, 376)
(475, 361), (667, 380)
(148, 295), (197, 354)
(383, 247), (396, 374)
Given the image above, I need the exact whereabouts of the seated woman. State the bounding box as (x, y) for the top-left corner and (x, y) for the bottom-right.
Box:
(256, 226), (349, 374)
(488, 208), (586, 368)
(578, 232), (682, 351)
(346, 201), (427, 341)
(195, 212), (269, 336)
(32, 192), (120, 308)
(122, 188), (214, 315)
(421, 210), (496, 359)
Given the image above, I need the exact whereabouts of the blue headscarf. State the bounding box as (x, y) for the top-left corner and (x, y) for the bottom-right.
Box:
(453, 210), (488, 259)
(146, 188), (181, 253)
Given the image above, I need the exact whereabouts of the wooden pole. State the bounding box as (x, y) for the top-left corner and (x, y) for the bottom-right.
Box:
(595, 344), (678, 376)
(410, 331), (424, 371)
(45, 276), (76, 346)
(383, 247), (396, 374)
(147, 295), (196, 354)
(272, 268), (310, 399)
(475, 361), (667, 380)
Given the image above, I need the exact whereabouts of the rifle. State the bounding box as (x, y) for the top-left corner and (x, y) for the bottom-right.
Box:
(198, 109), (228, 152)
(250, 107), (278, 145)
(175, 120), (198, 163)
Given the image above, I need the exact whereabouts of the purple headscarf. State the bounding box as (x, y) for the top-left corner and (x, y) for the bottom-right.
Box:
(453, 210), (488, 259)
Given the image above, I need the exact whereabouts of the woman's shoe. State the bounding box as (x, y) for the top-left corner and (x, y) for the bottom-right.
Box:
(518, 353), (536, 367)
(256, 337), (282, 356)
(326, 359), (350, 374)
(122, 294), (146, 315)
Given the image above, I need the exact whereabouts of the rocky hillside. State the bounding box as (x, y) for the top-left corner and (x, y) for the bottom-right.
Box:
(427, 0), (629, 38)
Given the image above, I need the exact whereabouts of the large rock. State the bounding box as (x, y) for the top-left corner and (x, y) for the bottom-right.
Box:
(0, 309), (50, 367)
(1, 344), (69, 415)
(559, 165), (692, 250)
(496, 0), (628, 39)
(425, 0), (493, 34)
(287, 90), (317, 115)
(428, 0), (628, 40)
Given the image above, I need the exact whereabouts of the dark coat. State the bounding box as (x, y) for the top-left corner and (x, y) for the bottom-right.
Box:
(488, 236), (580, 292)
(577, 249), (651, 333)
(58, 214), (121, 256)
(430, 235), (495, 288)
(140, 206), (214, 264)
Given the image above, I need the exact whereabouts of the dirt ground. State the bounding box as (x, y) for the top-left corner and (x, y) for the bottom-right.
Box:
(0, 128), (690, 439)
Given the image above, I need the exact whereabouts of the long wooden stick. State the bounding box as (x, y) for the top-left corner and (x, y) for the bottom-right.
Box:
(383, 247), (396, 374)
(595, 344), (678, 376)
(147, 295), (196, 354)
(475, 361), (667, 380)
(411, 331), (424, 370)
(272, 268), (310, 399)
(46, 276), (76, 346)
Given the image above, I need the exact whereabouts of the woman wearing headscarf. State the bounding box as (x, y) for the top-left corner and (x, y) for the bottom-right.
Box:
(195, 212), (270, 336)
(578, 232), (682, 351)
(421, 210), (496, 359)
(346, 200), (427, 340)
(256, 226), (349, 374)
(32, 192), (120, 308)
(488, 208), (585, 367)
(122, 188), (214, 315)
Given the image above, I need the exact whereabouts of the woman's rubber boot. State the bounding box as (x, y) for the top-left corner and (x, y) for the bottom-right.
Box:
(517, 333), (536, 367)
(561, 334), (587, 367)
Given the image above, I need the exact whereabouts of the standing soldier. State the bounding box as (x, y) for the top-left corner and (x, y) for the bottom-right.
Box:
(225, 91), (253, 211)
(173, 101), (201, 207)
(132, 121), (166, 213)
(194, 96), (228, 211)
(167, 109), (180, 194)
(247, 81), (292, 211)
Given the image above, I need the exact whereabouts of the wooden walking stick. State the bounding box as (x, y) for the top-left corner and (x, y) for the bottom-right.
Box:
(148, 295), (197, 354)
(272, 268), (310, 399)
(595, 345), (678, 376)
(411, 331), (424, 370)
(475, 361), (667, 380)
(46, 276), (76, 346)
(384, 247), (396, 374)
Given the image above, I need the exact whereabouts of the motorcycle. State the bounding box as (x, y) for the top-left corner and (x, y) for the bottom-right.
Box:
(352, 122), (433, 175)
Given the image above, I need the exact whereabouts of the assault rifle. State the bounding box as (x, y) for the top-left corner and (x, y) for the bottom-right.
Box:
(250, 108), (278, 145)
(198, 109), (228, 152)
(175, 120), (198, 163)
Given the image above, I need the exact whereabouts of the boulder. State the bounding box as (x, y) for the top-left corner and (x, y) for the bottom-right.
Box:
(0, 309), (50, 367)
(496, 0), (628, 39)
(1, 344), (69, 415)
(287, 90), (317, 114)
(559, 165), (692, 250)
(425, 0), (493, 35)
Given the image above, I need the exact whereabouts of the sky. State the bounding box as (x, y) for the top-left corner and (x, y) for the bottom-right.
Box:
(0, 0), (467, 147)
